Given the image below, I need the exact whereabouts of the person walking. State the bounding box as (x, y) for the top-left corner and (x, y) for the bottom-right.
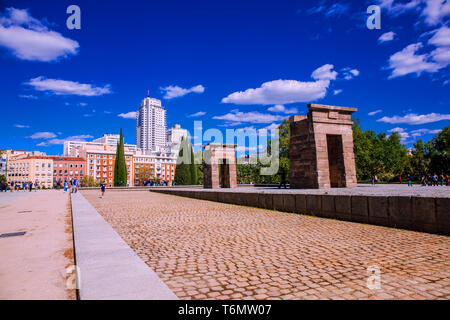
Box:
(100, 181), (106, 198)
(29, 181), (33, 192)
(408, 175), (413, 187)
(278, 167), (288, 189)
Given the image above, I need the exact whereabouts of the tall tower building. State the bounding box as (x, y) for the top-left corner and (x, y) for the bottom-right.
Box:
(136, 93), (167, 151)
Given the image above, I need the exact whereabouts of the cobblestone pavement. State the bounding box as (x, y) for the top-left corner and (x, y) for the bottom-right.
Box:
(82, 190), (450, 300)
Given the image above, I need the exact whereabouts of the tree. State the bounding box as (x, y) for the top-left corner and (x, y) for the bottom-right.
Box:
(80, 176), (99, 187)
(189, 141), (198, 185)
(135, 167), (153, 186)
(114, 128), (127, 186)
(410, 138), (430, 179)
(174, 136), (192, 185)
(428, 126), (449, 175)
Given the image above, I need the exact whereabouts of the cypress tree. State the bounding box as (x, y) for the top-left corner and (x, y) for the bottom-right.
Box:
(174, 137), (191, 185)
(189, 141), (198, 185)
(114, 128), (127, 186)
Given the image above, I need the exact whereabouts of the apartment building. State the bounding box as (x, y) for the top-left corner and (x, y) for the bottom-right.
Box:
(48, 156), (85, 184)
(7, 155), (53, 188)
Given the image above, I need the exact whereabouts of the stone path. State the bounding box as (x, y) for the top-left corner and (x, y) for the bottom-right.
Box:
(82, 190), (450, 300)
(0, 191), (75, 299)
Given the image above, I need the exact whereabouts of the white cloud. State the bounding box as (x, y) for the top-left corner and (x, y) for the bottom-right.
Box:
(378, 112), (450, 124)
(421, 0), (450, 26)
(161, 84), (205, 99)
(222, 79), (330, 105)
(267, 104), (298, 114)
(29, 131), (57, 139)
(333, 89), (343, 95)
(378, 31), (396, 43)
(263, 123), (280, 131)
(118, 111), (136, 119)
(37, 135), (94, 146)
(14, 124), (29, 128)
(428, 25), (450, 47)
(307, 3), (350, 17)
(368, 109), (383, 116)
(188, 111), (206, 117)
(410, 128), (442, 137)
(387, 42), (441, 78)
(25, 77), (112, 96)
(213, 110), (286, 124)
(312, 64), (338, 80)
(221, 64), (357, 105)
(341, 67), (360, 80)
(378, 0), (450, 26)
(0, 7), (79, 62)
(18, 94), (37, 99)
(79, 102), (88, 106)
(325, 3), (350, 16)
(388, 127), (410, 142)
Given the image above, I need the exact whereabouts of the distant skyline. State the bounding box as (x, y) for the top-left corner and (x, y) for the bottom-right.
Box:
(1, 0), (449, 155)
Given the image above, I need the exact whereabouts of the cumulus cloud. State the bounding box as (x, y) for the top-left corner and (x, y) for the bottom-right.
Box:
(29, 131), (57, 139)
(118, 111), (136, 119)
(0, 7), (79, 61)
(333, 89), (343, 95)
(37, 134), (94, 146)
(213, 110), (285, 124)
(161, 84), (205, 99)
(267, 104), (298, 114)
(14, 124), (29, 128)
(378, 112), (450, 124)
(378, 31), (396, 43)
(388, 127), (410, 142)
(341, 67), (360, 80)
(410, 128), (442, 137)
(312, 64), (338, 80)
(368, 109), (383, 116)
(188, 111), (206, 117)
(25, 76), (112, 96)
(387, 43), (441, 78)
(221, 64), (359, 105)
(421, 0), (450, 26)
(378, 0), (450, 26)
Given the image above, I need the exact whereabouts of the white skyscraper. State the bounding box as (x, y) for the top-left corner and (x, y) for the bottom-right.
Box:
(136, 94), (167, 151)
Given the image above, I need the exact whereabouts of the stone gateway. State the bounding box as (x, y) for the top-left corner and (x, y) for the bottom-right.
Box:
(203, 143), (237, 189)
(289, 104), (358, 189)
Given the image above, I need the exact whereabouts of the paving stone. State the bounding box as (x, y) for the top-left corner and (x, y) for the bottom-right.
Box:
(81, 190), (450, 300)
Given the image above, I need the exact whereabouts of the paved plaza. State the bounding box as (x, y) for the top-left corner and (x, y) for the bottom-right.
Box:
(0, 191), (75, 300)
(82, 190), (450, 300)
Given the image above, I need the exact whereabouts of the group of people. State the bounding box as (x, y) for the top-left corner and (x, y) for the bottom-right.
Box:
(0, 181), (35, 192)
(419, 174), (449, 187)
(54, 179), (79, 193)
(402, 174), (449, 187)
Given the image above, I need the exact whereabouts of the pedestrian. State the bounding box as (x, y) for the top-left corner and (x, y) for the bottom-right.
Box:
(278, 167), (288, 189)
(408, 175), (413, 187)
(371, 175), (375, 186)
(399, 176), (402, 184)
(29, 181), (33, 192)
(63, 181), (68, 192)
(100, 181), (106, 198)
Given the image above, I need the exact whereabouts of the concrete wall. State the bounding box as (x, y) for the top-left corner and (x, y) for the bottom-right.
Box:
(152, 189), (450, 236)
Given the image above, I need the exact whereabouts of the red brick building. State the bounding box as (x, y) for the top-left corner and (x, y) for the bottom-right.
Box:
(49, 156), (85, 185)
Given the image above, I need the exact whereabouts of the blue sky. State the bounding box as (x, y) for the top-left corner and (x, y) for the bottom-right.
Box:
(0, 0), (449, 155)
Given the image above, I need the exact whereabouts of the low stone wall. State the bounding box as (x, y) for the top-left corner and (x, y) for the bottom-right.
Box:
(152, 189), (450, 236)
